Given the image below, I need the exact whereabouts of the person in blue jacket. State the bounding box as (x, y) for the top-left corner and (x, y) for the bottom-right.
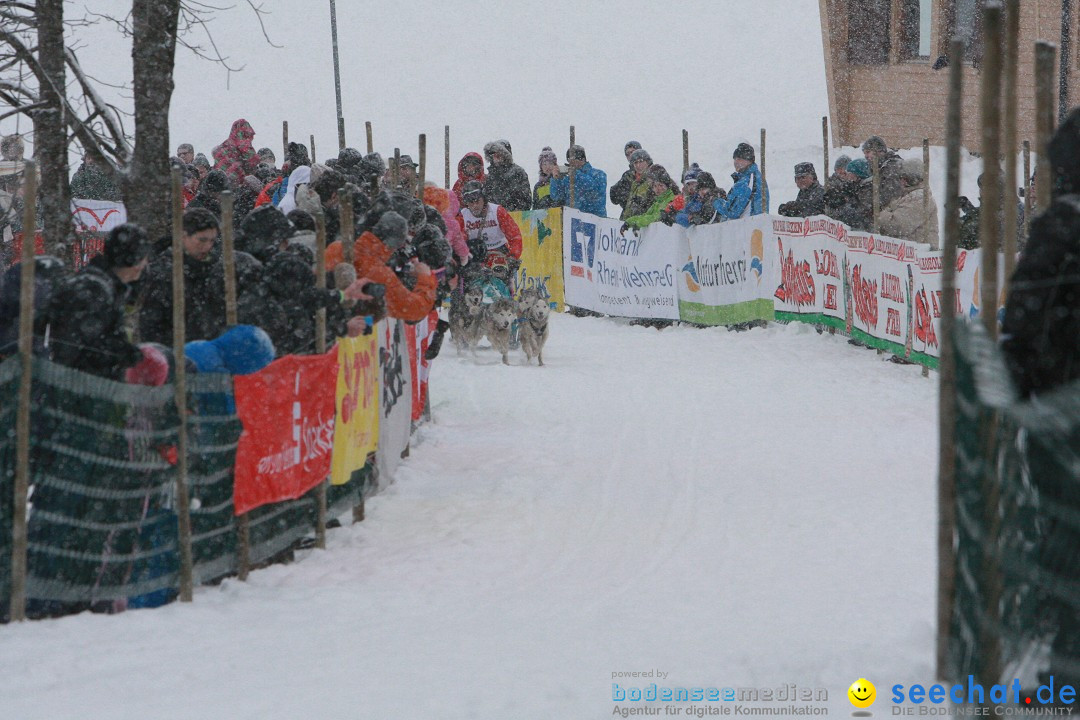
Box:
(549, 144), (608, 217)
(717, 142), (769, 220)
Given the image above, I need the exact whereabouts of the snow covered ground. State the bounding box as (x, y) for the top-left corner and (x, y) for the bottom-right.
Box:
(0, 314), (940, 719)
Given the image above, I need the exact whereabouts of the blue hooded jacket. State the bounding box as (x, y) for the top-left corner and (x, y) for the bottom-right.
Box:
(549, 163), (608, 217)
(717, 163), (769, 220)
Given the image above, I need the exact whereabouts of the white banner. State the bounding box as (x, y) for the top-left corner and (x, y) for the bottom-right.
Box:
(71, 199), (126, 233)
(562, 208), (679, 319)
(376, 319), (413, 489)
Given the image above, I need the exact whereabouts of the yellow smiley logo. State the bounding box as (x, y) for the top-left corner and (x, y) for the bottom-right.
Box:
(848, 678), (876, 709)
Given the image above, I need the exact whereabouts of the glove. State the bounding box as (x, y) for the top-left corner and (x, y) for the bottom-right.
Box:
(619, 222), (630, 234)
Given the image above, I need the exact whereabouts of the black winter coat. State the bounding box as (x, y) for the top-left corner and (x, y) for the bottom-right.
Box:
(46, 256), (141, 380)
(483, 164), (531, 211)
(139, 250), (227, 345)
(1001, 195), (1080, 397)
(778, 182), (827, 218)
(610, 166), (635, 209)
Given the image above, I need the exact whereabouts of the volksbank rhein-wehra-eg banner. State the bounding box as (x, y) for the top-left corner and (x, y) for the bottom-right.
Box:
(562, 208), (680, 320)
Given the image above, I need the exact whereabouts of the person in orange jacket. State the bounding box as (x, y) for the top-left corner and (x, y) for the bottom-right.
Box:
(324, 211), (438, 323)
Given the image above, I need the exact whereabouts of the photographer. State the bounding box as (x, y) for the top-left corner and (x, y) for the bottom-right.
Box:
(324, 210), (438, 323)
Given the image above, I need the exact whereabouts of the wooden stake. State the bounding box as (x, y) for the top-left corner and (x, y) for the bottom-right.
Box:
(444, 125), (451, 190)
(923, 139), (931, 245)
(170, 168), (195, 602)
(282, 121), (289, 162)
(340, 185), (355, 267)
(979, 3), (1002, 340)
(823, 117), (830, 183)
(1022, 140), (1032, 237)
(392, 148), (401, 190)
(9, 160), (37, 622)
(759, 128), (767, 188)
(310, 134), (317, 165)
(365, 121), (373, 154)
(936, 36), (965, 683)
(221, 192), (238, 327)
(314, 209), (328, 550)
(569, 126), (576, 209)
(1035, 42), (1057, 212)
(872, 154), (881, 234)
(338, 117), (346, 152)
(418, 133), (427, 201)
(682, 129), (689, 175)
(1002, 0), (1020, 288)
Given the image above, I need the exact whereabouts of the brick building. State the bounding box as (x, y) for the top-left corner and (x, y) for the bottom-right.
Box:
(818, 0), (1074, 152)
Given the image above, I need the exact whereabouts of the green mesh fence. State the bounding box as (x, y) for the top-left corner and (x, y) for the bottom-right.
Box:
(948, 322), (1080, 687)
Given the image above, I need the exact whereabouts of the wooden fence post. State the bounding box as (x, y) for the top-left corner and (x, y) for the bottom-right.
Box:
(365, 121), (374, 155)
(979, 2), (1002, 340)
(1002, 0), (1020, 286)
(9, 160), (37, 622)
(314, 208), (328, 551)
(170, 168), (195, 601)
(682, 129), (689, 175)
(310, 135), (317, 165)
(282, 121), (289, 162)
(936, 35), (965, 683)
(823, 117), (830, 183)
(569, 125), (576, 209)
(1022, 140), (1032, 237)
(1035, 42), (1057, 212)
(444, 125), (451, 190)
(418, 134), (427, 200)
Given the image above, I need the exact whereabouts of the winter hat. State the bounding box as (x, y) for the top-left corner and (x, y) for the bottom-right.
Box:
(238, 205), (295, 261)
(104, 223), (152, 268)
(567, 144), (587, 162)
(254, 163), (276, 184)
(398, 154), (418, 169)
(338, 147), (363, 169)
(624, 140), (642, 153)
(412, 224), (452, 267)
(359, 152), (385, 181)
(794, 162), (817, 179)
(733, 143), (756, 163)
(193, 153), (211, 169)
(286, 209), (316, 233)
(372, 211), (409, 250)
(682, 163), (702, 184)
(645, 164), (676, 189)
(265, 251), (314, 297)
(846, 158), (871, 179)
(538, 146), (558, 170)
(184, 340), (225, 374)
(483, 140), (512, 163)
(628, 148), (652, 165)
(125, 344), (170, 386)
(200, 169), (229, 194)
(833, 154), (852, 172)
(696, 171), (718, 191)
(461, 180), (485, 202)
(1048, 106), (1080, 194)
(388, 191), (426, 232)
(287, 142), (310, 168)
(257, 147), (276, 165)
(212, 325), (275, 375)
(861, 135), (888, 154)
(900, 157), (924, 183)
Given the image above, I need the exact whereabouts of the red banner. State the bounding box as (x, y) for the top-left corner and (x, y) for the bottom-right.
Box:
(405, 310), (439, 422)
(232, 351), (338, 514)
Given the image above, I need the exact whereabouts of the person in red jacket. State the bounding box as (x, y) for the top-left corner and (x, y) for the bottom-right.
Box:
(324, 211), (438, 323)
(451, 152), (487, 207)
(456, 181), (523, 293)
(212, 119), (261, 187)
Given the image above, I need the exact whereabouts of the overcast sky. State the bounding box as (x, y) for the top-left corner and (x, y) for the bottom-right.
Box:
(3, 1), (829, 192)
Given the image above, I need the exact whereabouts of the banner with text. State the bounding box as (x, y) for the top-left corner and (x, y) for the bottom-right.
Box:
(406, 311), (439, 422)
(376, 319), (413, 488)
(233, 351), (338, 514)
(512, 208), (565, 310)
(562, 208), (679, 319)
(331, 335), (379, 486)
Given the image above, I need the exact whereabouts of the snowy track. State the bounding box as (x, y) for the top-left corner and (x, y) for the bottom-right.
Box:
(0, 315), (939, 719)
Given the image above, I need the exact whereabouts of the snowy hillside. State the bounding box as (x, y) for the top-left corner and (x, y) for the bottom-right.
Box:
(0, 315), (939, 719)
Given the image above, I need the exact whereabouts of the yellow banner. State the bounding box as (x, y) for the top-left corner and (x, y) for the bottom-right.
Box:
(331, 334), (379, 486)
(511, 207), (565, 311)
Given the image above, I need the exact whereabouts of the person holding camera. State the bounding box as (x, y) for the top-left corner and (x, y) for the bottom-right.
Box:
(324, 210), (438, 323)
(456, 180), (523, 289)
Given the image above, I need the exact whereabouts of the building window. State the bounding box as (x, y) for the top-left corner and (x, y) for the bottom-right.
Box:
(942, 0), (984, 64)
(900, 0), (933, 60)
(847, 0), (892, 65)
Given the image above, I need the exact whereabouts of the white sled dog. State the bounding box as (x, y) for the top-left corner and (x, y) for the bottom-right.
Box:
(483, 297), (517, 365)
(450, 285), (485, 355)
(516, 288), (550, 366)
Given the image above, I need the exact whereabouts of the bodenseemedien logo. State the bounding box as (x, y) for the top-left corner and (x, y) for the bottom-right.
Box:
(890, 675), (1076, 715)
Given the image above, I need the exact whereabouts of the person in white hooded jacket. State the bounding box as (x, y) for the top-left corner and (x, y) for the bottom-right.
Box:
(877, 158), (940, 250)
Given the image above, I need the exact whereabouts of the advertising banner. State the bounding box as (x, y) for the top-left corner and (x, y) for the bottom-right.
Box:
(233, 351), (338, 514)
(71, 199), (127, 233)
(562, 208), (679, 319)
(331, 334), (379, 486)
(405, 310), (439, 422)
(376, 319), (413, 487)
(676, 215), (776, 325)
(512, 207), (565, 310)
